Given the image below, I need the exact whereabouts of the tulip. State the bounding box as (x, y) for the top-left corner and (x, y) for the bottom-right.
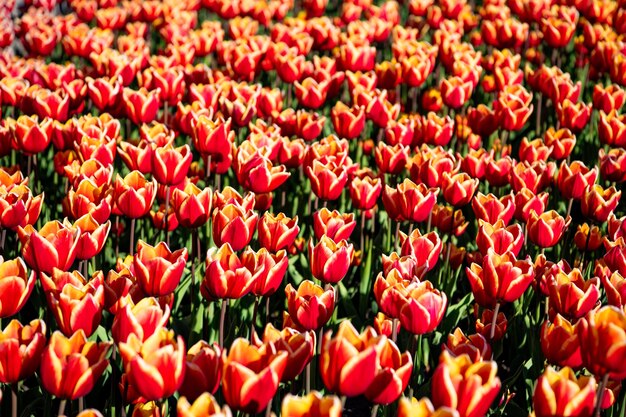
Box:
(123, 87), (160, 125)
(11, 115), (53, 155)
(544, 128), (576, 160)
(111, 297), (170, 344)
(0, 319), (47, 384)
(178, 393), (232, 417)
(540, 314), (582, 368)
(0, 257), (36, 318)
(375, 142), (410, 175)
(599, 148), (626, 183)
(532, 367), (595, 417)
(235, 150), (290, 194)
(527, 211), (571, 248)
(305, 160), (348, 201)
(556, 99), (591, 133)
(179, 341), (223, 401)
(581, 185), (621, 224)
(547, 269), (599, 320)
(593, 84), (626, 114)
(0, 184), (44, 230)
(476, 220), (524, 256)
(114, 171), (157, 219)
(17, 220), (80, 275)
(442, 328), (492, 363)
(285, 280), (335, 331)
(132, 240), (188, 297)
(399, 280), (447, 335)
(119, 328), (186, 401)
(397, 397), (460, 417)
(382, 179), (439, 223)
(151, 144), (193, 186)
(475, 307), (508, 341)
(253, 323), (315, 382)
(602, 271), (626, 307)
(471, 192), (515, 225)
(374, 269), (412, 320)
(430, 205), (469, 237)
(441, 76), (473, 109)
(577, 306), (626, 379)
(308, 236), (354, 284)
(86, 76), (121, 111)
(44, 270), (105, 337)
(74, 214), (111, 261)
(319, 321), (384, 397)
(349, 176), (382, 211)
(441, 172), (479, 207)
(514, 188), (549, 223)
(212, 203), (258, 252)
(171, 182), (212, 229)
(432, 351), (501, 417)
(65, 179), (112, 224)
(313, 208), (355, 242)
(399, 228), (442, 272)
(466, 250), (534, 308)
(250, 249), (289, 297)
(221, 338), (287, 414)
(40, 330), (111, 400)
(281, 392), (342, 417)
(118, 140), (154, 174)
(556, 161), (598, 201)
(331, 102), (365, 139)
(258, 212), (300, 253)
(202, 244), (259, 301)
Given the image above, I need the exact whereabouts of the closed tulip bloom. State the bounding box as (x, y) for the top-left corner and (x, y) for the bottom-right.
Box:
(305, 160), (349, 201)
(12, 115), (53, 155)
(253, 323), (315, 382)
(258, 212), (300, 253)
(0, 319), (47, 384)
(235, 150), (290, 194)
(441, 76), (473, 109)
(285, 280), (335, 331)
(179, 341), (223, 401)
(172, 183), (212, 229)
(0, 184), (44, 230)
(65, 179), (112, 224)
(581, 185), (621, 224)
(40, 330), (111, 400)
(114, 171), (157, 219)
(191, 116), (235, 175)
(45, 270), (105, 337)
(0, 257), (36, 318)
(547, 269), (599, 320)
(132, 241), (188, 297)
(332, 102), (365, 139)
(556, 161), (597, 201)
(119, 328), (186, 401)
(251, 249), (289, 297)
(111, 297), (170, 344)
(123, 87), (160, 125)
(514, 188), (549, 223)
(365, 334), (412, 405)
(443, 328), (492, 363)
(540, 314), (582, 368)
(202, 244), (259, 301)
(375, 142), (410, 175)
(466, 250), (534, 308)
(18, 220), (80, 274)
(383, 179), (439, 223)
(212, 203), (259, 252)
(151, 144), (193, 186)
(432, 351), (501, 417)
(374, 269), (412, 319)
(313, 208), (356, 242)
(309, 236), (354, 284)
(178, 393), (232, 417)
(577, 306), (626, 379)
(527, 211), (571, 248)
(399, 280), (447, 335)
(349, 176), (382, 211)
(74, 214), (111, 261)
(398, 397), (460, 417)
(399, 229), (442, 272)
(532, 367), (595, 417)
(319, 321), (384, 397)
(442, 172), (479, 207)
(471, 192), (516, 225)
(281, 392), (341, 417)
(476, 220), (524, 256)
(222, 338), (288, 414)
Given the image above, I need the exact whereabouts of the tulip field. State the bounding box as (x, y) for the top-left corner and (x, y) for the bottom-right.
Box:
(3, 0), (626, 416)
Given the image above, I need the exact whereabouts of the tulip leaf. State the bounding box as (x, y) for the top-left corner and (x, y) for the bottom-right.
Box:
(439, 292), (473, 336)
(358, 235), (374, 316)
(338, 281), (361, 327)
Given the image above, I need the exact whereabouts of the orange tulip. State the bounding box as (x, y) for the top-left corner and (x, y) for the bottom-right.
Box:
(74, 214), (111, 261)
(0, 184), (44, 230)
(179, 341), (223, 401)
(178, 393), (232, 417)
(577, 306), (626, 379)
(281, 392), (341, 417)
(11, 114), (53, 155)
(0, 257), (36, 318)
(111, 297), (170, 344)
(540, 314), (582, 368)
(119, 328), (186, 401)
(221, 338), (288, 414)
(365, 335), (412, 405)
(257, 212), (300, 253)
(432, 351), (501, 417)
(532, 367), (595, 417)
(40, 330), (111, 400)
(397, 397), (460, 417)
(581, 185), (621, 224)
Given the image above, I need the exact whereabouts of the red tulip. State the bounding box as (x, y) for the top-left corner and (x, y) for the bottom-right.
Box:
(0, 257), (36, 318)
(179, 340), (223, 401)
(547, 269), (600, 320)
(12, 115), (53, 155)
(476, 220), (524, 256)
(281, 392), (341, 417)
(257, 212), (300, 253)
(114, 171), (157, 219)
(202, 244), (259, 301)
(40, 330), (111, 400)
(133, 240), (188, 296)
(577, 306), (626, 379)
(123, 87), (160, 125)
(581, 185), (621, 223)
(285, 280), (335, 331)
(18, 220), (80, 274)
(0, 319), (47, 384)
(527, 210), (571, 248)
(172, 182), (213, 229)
(532, 367), (595, 417)
(399, 280), (447, 335)
(443, 328), (492, 363)
(308, 236), (354, 284)
(111, 297), (170, 344)
(540, 314), (582, 368)
(0, 184), (44, 230)
(212, 203), (258, 252)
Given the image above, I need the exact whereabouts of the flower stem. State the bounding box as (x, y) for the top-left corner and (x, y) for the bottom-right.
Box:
(595, 374), (609, 417)
(391, 318), (399, 343)
(219, 299), (227, 347)
(165, 185), (171, 246)
(12, 384), (17, 417)
(371, 404), (379, 417)
(490, 303), (500, 340)
(250, 296), (260, 339)
(58, 399), (67, 417)
(130, 218), (136, 256)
